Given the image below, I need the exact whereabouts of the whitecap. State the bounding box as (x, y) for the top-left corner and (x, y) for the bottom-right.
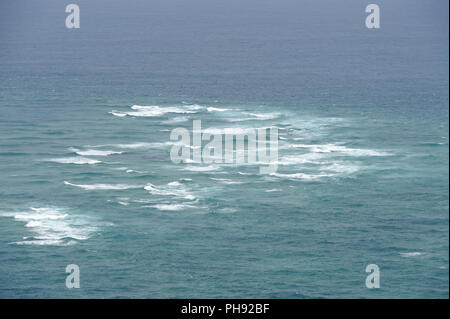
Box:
(270, 172), (333, 180)
(144, 182), (196, 200)
(44, 157), (101, 165)
(69, 148), (122, 156)
(207, 107), (231, 112)
(265, 188), (282, 192)
(210, 178), (244, 185)
(400, 252), (423, 257)
(288, 143), (391, 156)
(237, 172), (254, 176)
(64, 181), (142, 190)
(1, 207), (100, 246)
(231, 112), (280, 121)
(112, 167), (129, 171)
(111, 142), (165, 149)
(109, 111), (127, 117)
(110, 104), (201, 118)
(199, 126), (280, 136)
(148, 203), (196, 211)
(182, 104), (204, 111)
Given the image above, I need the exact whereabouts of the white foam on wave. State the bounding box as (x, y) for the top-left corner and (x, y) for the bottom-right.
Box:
(110, 104), (202, 118)
(89, 142), (164, 149)
(274, 141), (387, 179)
(85, 141), (188, 150)
(69, 148), (122, 156)
(400, 252), (423, 257)
(126, 169), (147, 174)
(288, 143), (391, 156)
(231, 112), (280, 121)
(144, 181), (196, 200)
(147, 203), (196, 211)
(109, 111), (127, 117)
(182, 104), (204, 111)
(265, 188), (282, 192)
(210, 177), (244, 185)
(199, 125), (281, 135)
(264, 157), (358, 179)
(270, 172), (333, 181)
(0, 207), (100, 246)
(237, 172), (254, 176)
(200, 127), (252, 135)
(112, 167), (128, 171)
(44, 157), (101, 165)
(117, 142), (167, 149)
(207, 107), (231, 112)
(64, 181), (142, 190)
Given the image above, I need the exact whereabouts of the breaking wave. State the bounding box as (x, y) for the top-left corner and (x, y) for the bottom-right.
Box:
(64, 181), (142, 190)
(0, 207), (102, 246)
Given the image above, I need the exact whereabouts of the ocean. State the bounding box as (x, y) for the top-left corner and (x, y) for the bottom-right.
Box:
(0, 0), (448, 298)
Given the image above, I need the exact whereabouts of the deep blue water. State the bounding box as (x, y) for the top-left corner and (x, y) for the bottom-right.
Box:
(0, 0), (448, 298)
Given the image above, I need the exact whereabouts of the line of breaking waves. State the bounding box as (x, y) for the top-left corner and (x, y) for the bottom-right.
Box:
(0, 207), (107, 246)
(33, 103), (396, 222)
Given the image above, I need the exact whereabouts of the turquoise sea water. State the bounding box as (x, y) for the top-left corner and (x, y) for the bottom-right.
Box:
(0, 0), (448, 298)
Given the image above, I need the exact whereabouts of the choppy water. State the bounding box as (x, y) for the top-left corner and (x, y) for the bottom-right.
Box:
(0, 0), (448, 298)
